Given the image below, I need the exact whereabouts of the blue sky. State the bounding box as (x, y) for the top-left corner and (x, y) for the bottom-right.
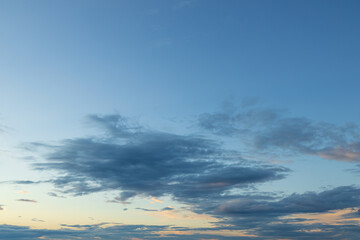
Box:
(1, 1), (360, 239)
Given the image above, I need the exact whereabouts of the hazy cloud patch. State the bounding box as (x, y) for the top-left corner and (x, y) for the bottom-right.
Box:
(199, 106), (360, 162)
(1, 222), (360, 240)
(48, 192), (65, 198)
(31, 218), (45, 222)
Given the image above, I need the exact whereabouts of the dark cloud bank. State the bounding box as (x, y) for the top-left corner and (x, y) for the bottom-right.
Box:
(31, 114), (287, 203)
(0, 223), (271, 240)
(19, 111), (360, 239)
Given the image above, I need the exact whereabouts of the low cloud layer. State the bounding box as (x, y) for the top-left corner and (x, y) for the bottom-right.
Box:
(218, 186), (360, 216)
(1, 221), (360, 240)
(0, 224), (167, 240)
(204, 186), (360, 239)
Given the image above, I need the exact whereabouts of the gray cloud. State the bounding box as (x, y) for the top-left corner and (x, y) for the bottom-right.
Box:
(171, 223), (360, 240)
(48, 192), (65, 198)
(248, 222), (360, 240)
(347, 164), (360, 176)
(0, 180), (47, 185)
(1, 222), (360, 240)
(136, 207), (158, 212)
(218, 186), (360, 217)
(135, 207), (175, 212)
(16, 199), (37, 203)
(119, 191), (137, 202)
(60, 222), (112, 229)
(29, 114), (287, 204)
(199, 106), (360, 162)
(206, 186), (360, 239)
(161, 206), (174, 211)
(23, 113), (360, 239)
(0, 224), (167, 240)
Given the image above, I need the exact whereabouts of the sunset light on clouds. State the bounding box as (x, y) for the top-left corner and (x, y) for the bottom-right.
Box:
(1, 0), (360, 239)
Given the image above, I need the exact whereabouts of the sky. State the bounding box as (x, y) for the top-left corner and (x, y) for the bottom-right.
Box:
(1, 0), (360, 239)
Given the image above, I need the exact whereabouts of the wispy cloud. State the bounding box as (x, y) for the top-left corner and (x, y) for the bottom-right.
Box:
(1, 180), (48, 185)
(198, 105), (360, 162)
(31, 218), (45, 222)
(136, 207), (158, 212)
(48, 192), (65, 198)
(16, 199), (37, 203)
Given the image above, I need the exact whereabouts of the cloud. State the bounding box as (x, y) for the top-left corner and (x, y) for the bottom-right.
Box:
(119, 191), (137, 202)
(347, 164), (360, 175)
(0, 180), (47, 185)
(0, 224), (253, 240)
(60, 222), (112, 229)
(248, 222), (360, 240)
(318, 144), (360, 161)
(48, 192), (65, 198)
(24, 113), (360, 238)
(198, 106), (360, 162)
(135, 207), (174, 212)
(31, 218), (45, 222)
(217, 186), (360, 217)
(0, 224), (168, 240)
(340, 208), (360, 219)
(208, 186), (360, 239)
(161, 207), (174, 211)
(136, 208), (158, 212)
(1, 222), (360, 240)
(29, 114), (287, 205)
(16, 199), (37, 203)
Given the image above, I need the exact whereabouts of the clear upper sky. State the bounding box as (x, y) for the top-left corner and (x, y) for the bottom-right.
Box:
(1, 1), (360, 239)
